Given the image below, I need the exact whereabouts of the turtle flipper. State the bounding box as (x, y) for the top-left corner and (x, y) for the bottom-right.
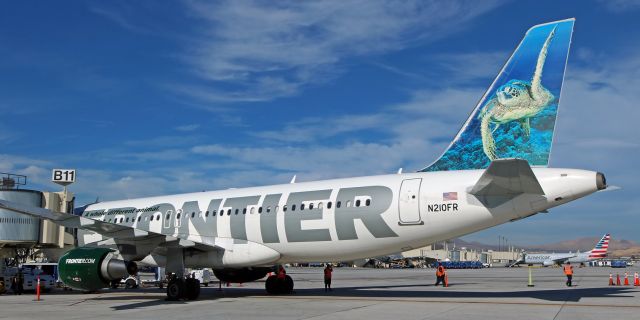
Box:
(481, 115), (497, 160)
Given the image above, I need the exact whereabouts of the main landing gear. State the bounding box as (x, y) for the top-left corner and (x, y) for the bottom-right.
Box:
(265, 274), (294, 294)
(166, 274), (200, 301)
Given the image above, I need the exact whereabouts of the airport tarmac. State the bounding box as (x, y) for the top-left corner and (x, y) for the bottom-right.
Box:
(1, 266), (639, 320)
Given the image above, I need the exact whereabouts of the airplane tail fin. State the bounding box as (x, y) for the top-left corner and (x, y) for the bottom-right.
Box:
(421, 19), (574, 172)
(588, 233), (611, 259)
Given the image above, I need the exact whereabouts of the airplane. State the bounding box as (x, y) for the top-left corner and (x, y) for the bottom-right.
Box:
(519, 233), (611, 266)
(0, 18), (609, 300)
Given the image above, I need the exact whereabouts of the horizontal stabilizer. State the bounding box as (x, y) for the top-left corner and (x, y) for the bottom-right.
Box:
(470, 159), (544, 207)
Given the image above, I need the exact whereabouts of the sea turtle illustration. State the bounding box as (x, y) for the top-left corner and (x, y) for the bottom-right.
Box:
(478, 25), (558, 160)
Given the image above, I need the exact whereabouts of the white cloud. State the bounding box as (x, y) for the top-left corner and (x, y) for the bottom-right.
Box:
(178, 0), (503, 102)
(174, 124), (200, 132)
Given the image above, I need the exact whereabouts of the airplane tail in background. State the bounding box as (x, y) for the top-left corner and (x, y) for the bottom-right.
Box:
(421, 19), (574, 172)
(588, 233), (611, 259)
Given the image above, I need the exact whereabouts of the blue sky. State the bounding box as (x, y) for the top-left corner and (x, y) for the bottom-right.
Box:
(1, 0), (639, 246)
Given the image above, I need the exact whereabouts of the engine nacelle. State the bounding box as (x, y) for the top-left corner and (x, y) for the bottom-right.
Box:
(543, 260), (555, 267)
(58, 247), (137, 291)
(213, 267), (271, 283)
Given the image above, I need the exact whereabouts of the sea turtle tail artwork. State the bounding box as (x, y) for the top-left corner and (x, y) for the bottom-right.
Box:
(421, 19), (574, 172)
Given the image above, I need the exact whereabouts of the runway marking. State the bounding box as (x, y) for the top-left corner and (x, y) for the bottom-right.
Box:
(250, 295), (640, 309)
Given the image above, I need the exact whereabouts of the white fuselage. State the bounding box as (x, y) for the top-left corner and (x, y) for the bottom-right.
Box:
(79, 167), (600, 269)
(524, 252), (597, 266)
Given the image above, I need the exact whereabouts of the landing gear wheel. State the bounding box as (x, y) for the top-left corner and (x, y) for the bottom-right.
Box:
(265, 275), (294, 294)
(125, 278), (137, 289)
(265, 275), (277, 294)
(185, 278), (201, 300)
(283, 275), (294, 294)
(166, 279), (185, 301)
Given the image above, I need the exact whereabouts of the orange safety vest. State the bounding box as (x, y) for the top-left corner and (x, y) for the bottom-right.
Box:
(563, 265), (573, 275)
(436, 266), (445, 277)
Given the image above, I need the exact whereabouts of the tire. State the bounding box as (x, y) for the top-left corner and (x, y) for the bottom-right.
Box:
(185, 278), (200, 300)
(265, 275), (278, 294)
(204, 283), (209, 287)
(166, 279), (185, 301)
(283, 275), (294, 294)
(125, 278), (136, 289)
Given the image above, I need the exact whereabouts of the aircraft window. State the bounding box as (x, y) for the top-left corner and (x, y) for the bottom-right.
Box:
(336, 201), (341, 208)
(301, 204), (306, 211)
(219, 210), (224, 216)
(121, 218), (124, 223)
(327, 202), (332, 209)
(258, 207), (263, 214)
(283, 205), (287, 212)
(366, 199), (371, 206)
(243, 208), (247, 214)
(346, 200), (351, 207)
(309, 203), (314, 210)
(177, 213), (181, 219)
(108, 219), (112, 223)
(205, 211), (209, 217)
(273, 205), (278, 213)
(138, 216), (141, 222)
(145, 216), (149, 221)
(126, 217), (130, 223)
(318, 202), (323, 209)
(192, 212), (196, 218)
(355, 200), (361, 207)
(234, 209), (239, 215)
(227, 209), (231, 216)
(291, 204), (296, 211)
(250, 207), (255, 214)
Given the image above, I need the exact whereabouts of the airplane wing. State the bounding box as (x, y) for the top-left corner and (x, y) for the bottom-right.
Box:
(0, 198), (281, 266)
(547, 254), (577, 264)
(0, 199), (211, 250)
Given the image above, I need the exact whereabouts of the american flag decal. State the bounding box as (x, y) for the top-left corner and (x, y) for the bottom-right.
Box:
(443, 192), (458, 201)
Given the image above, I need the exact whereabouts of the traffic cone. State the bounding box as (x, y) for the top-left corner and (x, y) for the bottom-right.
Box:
(634, 272), (639, 286)
(616, 274), (621, 286)
(609, 273), (614, 286)
(624, 273), (629, 286)
(35, 276), (41, 301)
(444, 274), (449, 287)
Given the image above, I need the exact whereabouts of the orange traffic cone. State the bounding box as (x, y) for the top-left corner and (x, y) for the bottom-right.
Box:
(616, 274), (621, 286)
(634, 272), (639, 286)
(624, 273), (630, 286)
(609, 273), (614, 286)
(444, 274), (449, 287)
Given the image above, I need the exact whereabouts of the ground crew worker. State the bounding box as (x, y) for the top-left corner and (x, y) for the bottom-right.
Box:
(435, 262), (446, 287)
(324, 264), (333, 292)
(277, 266), (286, 280)
(10, 277), (17, 295)
(563, 262), (574, 287)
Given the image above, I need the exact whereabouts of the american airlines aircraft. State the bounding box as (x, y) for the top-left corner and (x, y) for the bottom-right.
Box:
(0, 19), (609, 300)
(520, 234), (611, 266)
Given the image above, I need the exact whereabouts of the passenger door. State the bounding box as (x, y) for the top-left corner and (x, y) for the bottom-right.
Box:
(398, 178), (423, 225)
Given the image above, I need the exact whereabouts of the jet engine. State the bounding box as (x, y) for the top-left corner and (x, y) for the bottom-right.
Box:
(213, 267), (271, 283)
(543, 260), (555, 267)
(58, 247), (137, 291)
